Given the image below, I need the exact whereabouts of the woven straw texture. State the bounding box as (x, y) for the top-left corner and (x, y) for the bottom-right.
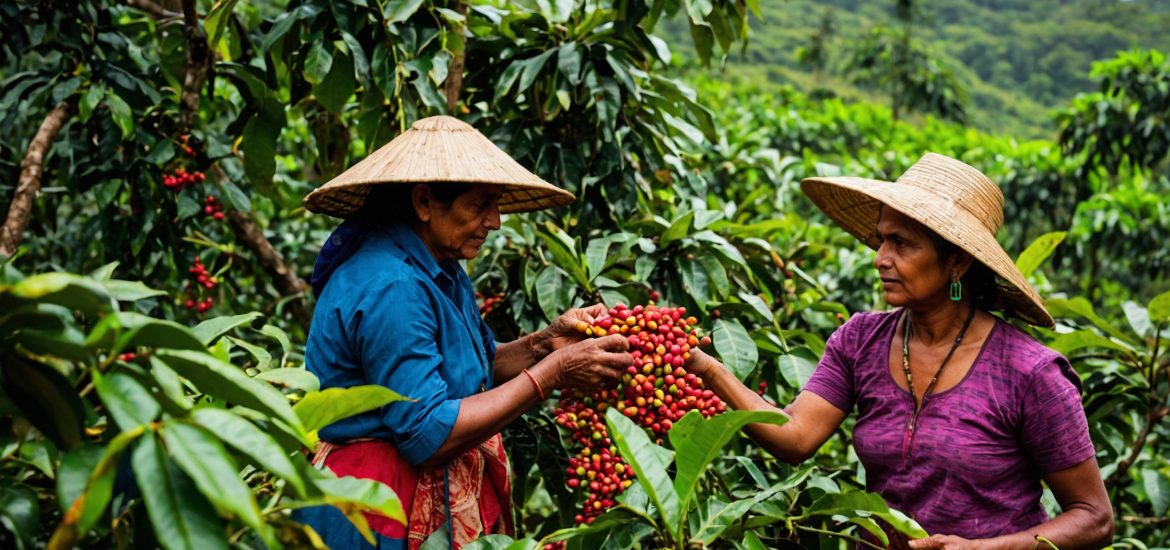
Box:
(303, 116), (575, 217)
(801, 152), (1054, 328)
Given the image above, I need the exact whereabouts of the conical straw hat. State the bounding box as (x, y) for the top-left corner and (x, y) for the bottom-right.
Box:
(800, 152), (1054, 328)
(303, 116), (575, 217)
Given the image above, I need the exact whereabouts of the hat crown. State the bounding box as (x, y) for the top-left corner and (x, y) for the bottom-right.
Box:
(410, 115), (473, 132)
(896, 153), (1005, 235)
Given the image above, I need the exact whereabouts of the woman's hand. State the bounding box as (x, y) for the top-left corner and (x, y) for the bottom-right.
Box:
(529, 304), (608, 359)
(544, 333), (631, 390)
(684, 348), (725, 382)
(907, 535), (981, 550)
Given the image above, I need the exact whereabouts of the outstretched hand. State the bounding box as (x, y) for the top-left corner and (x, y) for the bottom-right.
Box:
(546, 333), (631, 390)
(907, 535), (980, 550)
(538, 303), (608, 356)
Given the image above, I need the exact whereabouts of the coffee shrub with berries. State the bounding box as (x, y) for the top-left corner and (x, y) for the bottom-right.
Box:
(551, 302), (725, 528)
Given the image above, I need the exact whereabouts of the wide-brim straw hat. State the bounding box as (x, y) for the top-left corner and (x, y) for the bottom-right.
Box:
(303, 116), (575, 217)
(800, 152), (1054, 328)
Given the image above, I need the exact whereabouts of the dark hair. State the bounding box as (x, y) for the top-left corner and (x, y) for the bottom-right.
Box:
(925, 230), (999, 312)
(355, 182), (473, 226)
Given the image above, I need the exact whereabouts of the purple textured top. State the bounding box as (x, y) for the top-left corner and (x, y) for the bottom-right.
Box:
(804, 310), (1095, 538)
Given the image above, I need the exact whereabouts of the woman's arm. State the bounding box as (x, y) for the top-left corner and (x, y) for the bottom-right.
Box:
(689, 349), (847, 464)
(419, 334), (631, 468)
(493, 304), (608, 383)
(908, 457), (1113, 550)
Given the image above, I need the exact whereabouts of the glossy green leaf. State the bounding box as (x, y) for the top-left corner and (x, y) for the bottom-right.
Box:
(260, 324), (293, 367)
(191, 408), (306, 497)
(154, 349), (305, 437)
(777, 347), (819, 389)
(304, 42), (334, 85)
(1143, 469), (1170, 517)
(192, 312), (263, 345)
(517, 49), (556, 94)
(383, 0), (425, 23)
(741, 530), (768, 550)
(1122, 301), (1153, 338)
(669, 409), (787, 517)
(534, 266), (571, 322)
(307, 469), (406, 525)
(1148, 289), (1170, 324)
(239, 97), (284, 188)
(10, 272), (113, 315)
(604, 408), (679, 536)
(1046, 297), (1135, 343)
(93, 370), (160, 430)
(690, 496), (755, 546)
(1015, 231), (1065, 277)
(113, 312), (205, 353)
(293, 385), (410, 435)
(101, 279), (167, 302)
(131, 433), (228, 550)
(56, 444), (104, 515)
(697, 253), (729, 298)
(0, 484), (38, 550)
(2, 353), (84, 451)
(802, 490), (928, 538)
(557, 42), (583, 86)
(712, 319), (757, 380)
(537, 225), (589, 289)
(57, 427), (144, 538)
(256, 367), (320, 394)
(104, 91), (134, 138)
(205, 0), (241, 50)
(161, 422), (269, 541)
(660, 212), (694, 249)
(494, 60), (524, 100)
(226, 335), (273, 371)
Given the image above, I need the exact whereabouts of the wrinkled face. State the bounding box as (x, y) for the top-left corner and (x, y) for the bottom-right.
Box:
(415, 184), (504, 262)
(872, 208), (956, 308)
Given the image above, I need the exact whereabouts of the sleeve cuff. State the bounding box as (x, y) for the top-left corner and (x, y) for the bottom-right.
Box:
(397, 398), (461, 466)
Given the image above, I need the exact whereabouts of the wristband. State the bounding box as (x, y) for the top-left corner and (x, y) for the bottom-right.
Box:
(522, 368), (545, 400)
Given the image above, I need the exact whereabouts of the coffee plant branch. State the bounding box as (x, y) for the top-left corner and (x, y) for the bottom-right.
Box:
(126, 0), (181, 20)
(444, 2), (468, 113)
(0, 99), (75, 258)
(176, 1), (311, 328)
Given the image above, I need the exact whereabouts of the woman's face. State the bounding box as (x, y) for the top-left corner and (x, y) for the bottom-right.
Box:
(872, 208), (956, 308)
(415, 184), (504, 262)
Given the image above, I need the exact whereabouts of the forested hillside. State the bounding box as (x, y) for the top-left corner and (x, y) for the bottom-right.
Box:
(666, 0), (1170, 138)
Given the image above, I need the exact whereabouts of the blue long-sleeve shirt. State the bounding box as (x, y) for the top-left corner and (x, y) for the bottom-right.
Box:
(305, 223), (497, 466)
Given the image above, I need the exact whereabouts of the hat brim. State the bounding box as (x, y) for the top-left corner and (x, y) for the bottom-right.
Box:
(302, 116), (575, 217)
(800, 176), (1054, 328)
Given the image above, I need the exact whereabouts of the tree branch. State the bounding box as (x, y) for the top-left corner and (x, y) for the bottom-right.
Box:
(444, 2), (468, 113)
(0, 100), (75, 257)
(125, 0), (181, 20)
(1106, 405), (1166, 485)
(179, 0), (208, 131)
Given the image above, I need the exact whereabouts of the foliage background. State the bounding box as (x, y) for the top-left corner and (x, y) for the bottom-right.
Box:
(1, 0), (1168, 548)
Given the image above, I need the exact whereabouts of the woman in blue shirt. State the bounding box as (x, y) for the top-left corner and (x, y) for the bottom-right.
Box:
(298, 116), (631, 549)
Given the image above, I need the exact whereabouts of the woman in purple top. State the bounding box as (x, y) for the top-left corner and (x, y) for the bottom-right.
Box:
(687, 153), (1113, 548)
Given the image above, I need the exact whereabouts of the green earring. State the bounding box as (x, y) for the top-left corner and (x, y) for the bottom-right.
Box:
(949, 272), (962, 301)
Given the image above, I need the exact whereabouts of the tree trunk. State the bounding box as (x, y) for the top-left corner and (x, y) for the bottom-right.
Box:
(444, 2), (469, 113)
(0, 100), (75, 257)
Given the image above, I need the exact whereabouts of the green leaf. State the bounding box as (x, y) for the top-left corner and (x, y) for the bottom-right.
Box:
(101, 279), (167, 302)
(741, 530), (767, 550)
(669, 409), (787, 517)
(154, 350), (305, 438)
(60, 427), (144, 537)
(259, 324), (293, 367)
(383, 0), (425, 23)
(690, 496), (756, 546)
(537, 224), (589, 289)
(1122, 301), (1153, 339)
(1148, 289), (1170, 324)
(737, 291), (773, 322)
(222, 181), (252, 212)
(112, 312), (205, 354)
(10, 272), (113, 315)
(604, 408), (679, 535)
(1046, 297), (1135, 344)
(494, 60), (524, 100)
(191, 408), (306, 496)
(1015, 231), (1065, 277)
(517, 49), (556, 94)
(255, 367), (320, 394)
(534, 266), (571, 322)
(2, 354), (85, 451)
(192, 312), (263, 345)
(314, 50), (356, 113)
(802, 490), (928, 538)
(88, 262), (119, 281)
(93, 370), (160, 430)
(294, 385), (410, 435)
(104, 91), (134, 138)
(660, 212), (694, 249)
(712, 319), (757, 380)
(697, 254), (729, 299)
(1143, 469), (1170, 517)
(205, 0), (241, 50)
(240, 97), (284, 189)
(225, 335), (273, 371)
(777, 347), (818, 389)
(557, 42), (583, 86)
(161, 422), (268, 541)
(691, 230), (748, 270)
(306, 468), (406, 526)
(56, 444), (104, 515)
(0, 484), (38, 550)
(131, 433), (228, 550)
(303, 42), (334, 85)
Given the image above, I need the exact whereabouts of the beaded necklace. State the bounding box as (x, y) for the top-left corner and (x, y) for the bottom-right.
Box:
(900, 305), (977, 433)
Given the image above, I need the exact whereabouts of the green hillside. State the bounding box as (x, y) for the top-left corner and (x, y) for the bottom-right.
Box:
(663, 0), (1170, 139)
